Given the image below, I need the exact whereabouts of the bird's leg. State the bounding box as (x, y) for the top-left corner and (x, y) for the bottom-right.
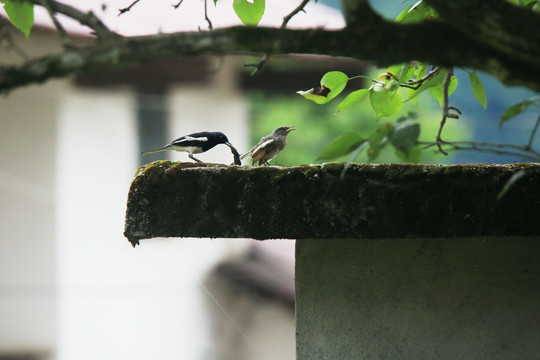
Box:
(189, 154), (203, 163)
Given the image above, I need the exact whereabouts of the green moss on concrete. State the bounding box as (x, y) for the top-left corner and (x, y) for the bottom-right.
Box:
(124, 162), (540, 246)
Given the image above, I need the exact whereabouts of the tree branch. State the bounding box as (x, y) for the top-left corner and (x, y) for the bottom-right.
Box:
(424, 0), (540, 60)
(435, 68), (454, 155)
(1, 14), (539, 92)
(25, 0), (118, 40)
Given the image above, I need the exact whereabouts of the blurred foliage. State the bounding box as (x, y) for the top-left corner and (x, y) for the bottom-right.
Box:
(247, 76), (471, 166)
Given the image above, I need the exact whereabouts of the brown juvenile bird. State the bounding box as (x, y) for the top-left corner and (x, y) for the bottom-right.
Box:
(241, 125), (295, 166)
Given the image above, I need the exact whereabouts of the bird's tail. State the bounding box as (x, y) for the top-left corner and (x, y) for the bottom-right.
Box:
(141, 146), (169, 155)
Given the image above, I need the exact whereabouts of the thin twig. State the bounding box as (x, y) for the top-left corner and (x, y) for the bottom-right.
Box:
(244, 54), (268, 76)
(435, 67), (454, 155)
(281, 0), (310, 29)
(27, 0), (117, 40)
(204, 0), (213, 31)
(418, 140), (540, 162)
(400, 67), (440, 89)
(439, 145), (540, 162)
(39, 0), (74, 48)
(118, 0), (141, 16)
(0, 20), (29, 61)
(172, 0), (184, 9)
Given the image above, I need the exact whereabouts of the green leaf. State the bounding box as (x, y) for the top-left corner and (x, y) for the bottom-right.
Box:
(321, 71), (349, 100)
(369, 84), (402, 119)
(395, 145), (422, 163)
(387, 63), (415, 84)
(395, 1), (436, 23)
(337, 89), (369, 112)
(297, 71), (349, 105)
(366, 122), (394, 161)
(233, 0), (265, 26)
(428, 75), (458, 107)
(2, 0), (34, 39)
(317, 133), (365, 160)
(388, 120), (420, 153)
(499, 96), (540, 125)
(469, 72), (487, 109)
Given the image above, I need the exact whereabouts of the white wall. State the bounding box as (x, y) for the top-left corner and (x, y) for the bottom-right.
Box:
(55, 84), (250, 360)
(0, 82), (64, 358)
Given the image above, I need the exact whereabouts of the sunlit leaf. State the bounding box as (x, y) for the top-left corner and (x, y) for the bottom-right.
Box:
(388, 120), (420, 153)
(317, 133), (365, 160)
(2, 0), (34, 39)
(395, 145), (422, 163)
(233, 0), (265, 26)
(297, 71), (349, 104)
(428, 75), (458, 107)
(499, 96), (540, 125)
(469, 72), (487, 109)
(395, 1), (436, 23)
(387, 63), (415, 84)
(337, 89), (369, 112)
(369, 84), (402, 119)
(386, 64), (403, 79)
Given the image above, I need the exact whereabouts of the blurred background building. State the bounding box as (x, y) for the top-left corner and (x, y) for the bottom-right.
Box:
(0, 1), (538, 359)
(0, 1), (343, 359)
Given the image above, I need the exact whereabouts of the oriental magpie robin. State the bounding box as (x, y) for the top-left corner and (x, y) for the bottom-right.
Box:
(142, 131), (234, 163)
(241, 125), (295, 166)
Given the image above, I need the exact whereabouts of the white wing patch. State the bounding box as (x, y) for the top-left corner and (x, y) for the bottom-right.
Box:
(253, 139), (273, 152)
(180, 136), (208, 142)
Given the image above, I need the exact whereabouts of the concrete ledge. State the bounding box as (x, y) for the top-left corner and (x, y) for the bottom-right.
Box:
(124, 162), (540, 245)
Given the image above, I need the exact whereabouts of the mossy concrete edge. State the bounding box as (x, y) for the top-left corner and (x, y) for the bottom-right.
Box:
(124, 162), (540, 246)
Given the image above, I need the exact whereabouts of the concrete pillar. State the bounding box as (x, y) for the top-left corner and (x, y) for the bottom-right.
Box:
(296, 237), (540, 360)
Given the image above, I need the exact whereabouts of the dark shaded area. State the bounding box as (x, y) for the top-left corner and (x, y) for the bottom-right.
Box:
(124, 162), (540, 246)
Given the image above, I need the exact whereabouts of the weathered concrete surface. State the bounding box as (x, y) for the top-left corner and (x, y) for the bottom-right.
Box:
(124, 161), (540, 246)
(296, 237), (540, 360)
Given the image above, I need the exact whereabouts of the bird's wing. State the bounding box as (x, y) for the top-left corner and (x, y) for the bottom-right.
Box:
(170, 135), (209, 147)
(250, 138), (275, 163)
(241, 134), (272, 159)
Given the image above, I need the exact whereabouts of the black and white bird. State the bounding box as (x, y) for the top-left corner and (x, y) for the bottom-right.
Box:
(142, 131), (233, 163)
(241, 125), (295, 166)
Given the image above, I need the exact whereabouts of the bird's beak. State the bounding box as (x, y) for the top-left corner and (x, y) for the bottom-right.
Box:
(286, 125), (296, 133)
(225, 142), (232, 147)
